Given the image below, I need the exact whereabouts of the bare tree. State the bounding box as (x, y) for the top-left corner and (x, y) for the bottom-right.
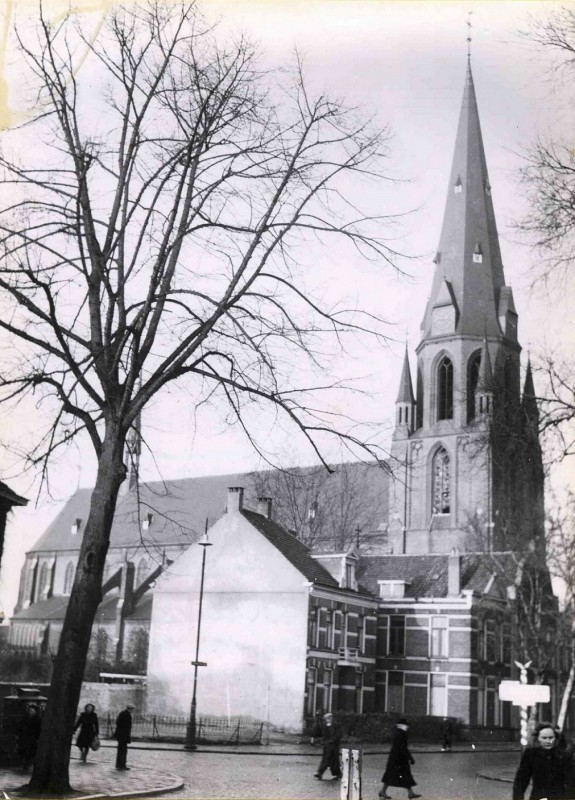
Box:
(546, 494), (575, 730)
(533, 352), (575, 467)
(0, 3), (402, 792)
(253, 460), (388, 551)
(467, 511), (562, 727)
(518, 6), (575, 284)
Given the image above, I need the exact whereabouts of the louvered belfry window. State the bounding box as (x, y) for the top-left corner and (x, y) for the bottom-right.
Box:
(437, 356), (453, 420)
(432, 447), (450, 514)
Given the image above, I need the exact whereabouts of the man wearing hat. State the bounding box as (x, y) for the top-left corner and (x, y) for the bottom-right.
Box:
(380, 718), (421, 799)
(313, 712), (342, 781)
(114, 704), (135, 770)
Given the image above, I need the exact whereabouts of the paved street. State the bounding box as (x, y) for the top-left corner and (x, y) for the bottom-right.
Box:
(120, 746), (515, 800)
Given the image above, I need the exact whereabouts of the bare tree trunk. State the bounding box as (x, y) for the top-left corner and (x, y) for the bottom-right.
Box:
(29, 426), (126, 794)
(557, 640), (575, 732)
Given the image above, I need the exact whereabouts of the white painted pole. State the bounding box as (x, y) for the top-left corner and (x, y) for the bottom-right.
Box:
(515, 660), (533, 747)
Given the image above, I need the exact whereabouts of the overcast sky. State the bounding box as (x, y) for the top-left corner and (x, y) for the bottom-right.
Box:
(0, 0), (573, 618)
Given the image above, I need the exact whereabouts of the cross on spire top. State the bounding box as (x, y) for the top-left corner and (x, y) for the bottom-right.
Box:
(466, 11), (473, 60)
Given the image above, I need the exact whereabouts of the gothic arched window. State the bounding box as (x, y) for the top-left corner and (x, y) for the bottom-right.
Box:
(437, 356), (454, 420)
(38, 563), (48, 601)
(136, 557), (149, 587)
(64, 562), (75, 595)
(416, 365), (424, 429)
(467, 350), (482, 422)
(432, 447), (450, 514)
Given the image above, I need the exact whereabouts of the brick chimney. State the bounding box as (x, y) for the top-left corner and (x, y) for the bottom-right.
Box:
(447, 548), (461, 596)
(227, 486), (244, 513)
(257, 497), (273, 519)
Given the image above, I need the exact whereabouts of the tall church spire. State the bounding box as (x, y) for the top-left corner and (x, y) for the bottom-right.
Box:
(422, 63), (507, 340)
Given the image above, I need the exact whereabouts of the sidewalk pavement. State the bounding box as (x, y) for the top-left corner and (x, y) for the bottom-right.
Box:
(0, 753), (184, 800)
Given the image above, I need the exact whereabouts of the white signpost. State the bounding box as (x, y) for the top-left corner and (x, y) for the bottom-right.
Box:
(341, 747), (362, 800)
(498, 661), (550, 747)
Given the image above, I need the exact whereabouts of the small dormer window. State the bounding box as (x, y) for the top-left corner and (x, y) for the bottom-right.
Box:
(142, 512), (154, 531)
(307, 501), (318, 522)
(473, 242), (483, 264)
(454, 177), (463, 194)
(485, 182), (491, 196)
(433, 251), (441, 264)
(378, 580), (409, 598)
(71, 518), (82, 535)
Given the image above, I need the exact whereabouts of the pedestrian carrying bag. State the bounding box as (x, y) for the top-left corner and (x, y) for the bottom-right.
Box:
(91, 736), (100, 751)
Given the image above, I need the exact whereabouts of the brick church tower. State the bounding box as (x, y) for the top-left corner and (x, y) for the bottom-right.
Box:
(387, 62), (545, 556)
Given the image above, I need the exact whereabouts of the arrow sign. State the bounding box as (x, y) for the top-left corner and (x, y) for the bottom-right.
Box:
(499, 680), (550, 705)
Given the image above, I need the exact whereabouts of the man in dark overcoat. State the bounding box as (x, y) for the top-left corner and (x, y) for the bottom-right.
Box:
(314, 712), (342, 780)
(380, 718), (421, 799)
(114, 704), (134, 770)
(18, 704), (42, 770)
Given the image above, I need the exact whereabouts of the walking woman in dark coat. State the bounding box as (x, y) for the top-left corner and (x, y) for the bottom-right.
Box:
(74, 703), (99, 763)
(380, 719), (421, 799)
(513, 723), (568, 800)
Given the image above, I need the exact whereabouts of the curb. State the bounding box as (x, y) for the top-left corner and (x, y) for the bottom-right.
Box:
(476, 771), (513, 784)
(74, 774), (185, 800)
(1, 759), (185, 800)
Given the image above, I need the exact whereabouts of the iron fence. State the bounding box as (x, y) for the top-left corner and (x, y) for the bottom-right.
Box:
(105, 713), (264, 745)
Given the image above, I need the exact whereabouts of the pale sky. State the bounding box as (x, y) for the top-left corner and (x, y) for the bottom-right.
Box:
(0, 0), (573, 618)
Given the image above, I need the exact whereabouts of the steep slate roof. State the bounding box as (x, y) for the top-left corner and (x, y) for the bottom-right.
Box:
(357, 552), (517, 598)
(242, 510), (338, 588)
(13, 585), (154, 624)
(12, 596), (68, 621)
(28, 464), (390, 555)
(396, 347), (415, 404)
(422, 63), (506, 339)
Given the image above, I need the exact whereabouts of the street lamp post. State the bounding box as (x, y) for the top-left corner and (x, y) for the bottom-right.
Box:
(185, 522), (212, 750)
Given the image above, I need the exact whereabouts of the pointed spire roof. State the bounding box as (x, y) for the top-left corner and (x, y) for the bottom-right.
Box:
(522, 359), (539, 421)
(422, 63), (506, 339)
(396, 346), (415, 404)
(477, 337), (493, 392)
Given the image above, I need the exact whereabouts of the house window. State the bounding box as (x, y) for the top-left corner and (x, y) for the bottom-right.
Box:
(467, 350), (482, 422)
(355, 671), (363, 713)
(346, 562), (354, 588)
(306, 668), (317, 715)
(388, 615), (405, 656)
(324, 670), (333, 712)
(309, 610), (318, 648)
(432, 447), (450, 514)
(485, 620), (497, 663)
(325, 611), (333, 650)
(437, 356), (454, 420)
(477, 676), (485, 725)
(342, 612), (349, 649)
(477, 621), (485, 661)
(430, 616), (448, 658)
(357, 616), (364, 653)
(502, 623), (511, 664)
(387, 671), (404, 713)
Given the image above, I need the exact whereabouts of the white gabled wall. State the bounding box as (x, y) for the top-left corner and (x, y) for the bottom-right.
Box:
(147, 511), (310, 731)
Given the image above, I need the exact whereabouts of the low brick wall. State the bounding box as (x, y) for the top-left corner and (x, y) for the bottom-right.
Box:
(78, 682), (145, 715)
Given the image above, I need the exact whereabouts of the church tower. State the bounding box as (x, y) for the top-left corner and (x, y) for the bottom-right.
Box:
(387, 62), (536, 555)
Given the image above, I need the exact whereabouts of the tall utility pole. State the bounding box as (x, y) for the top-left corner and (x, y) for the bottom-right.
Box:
(185, 521), (212, 750)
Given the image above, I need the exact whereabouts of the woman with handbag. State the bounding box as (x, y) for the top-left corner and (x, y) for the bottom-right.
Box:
(74, 703), (100, 763)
